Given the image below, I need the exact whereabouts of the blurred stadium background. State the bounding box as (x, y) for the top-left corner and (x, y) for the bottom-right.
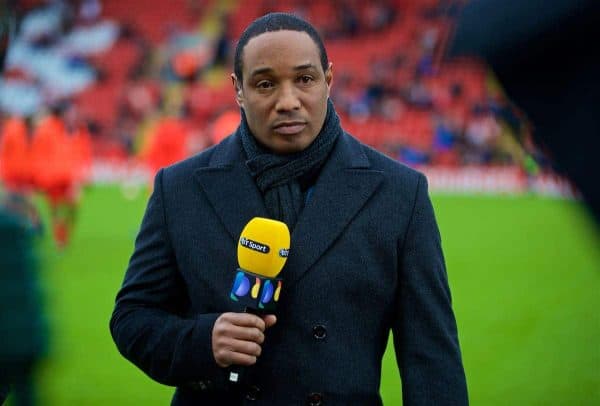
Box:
(0, 0), (598, 405)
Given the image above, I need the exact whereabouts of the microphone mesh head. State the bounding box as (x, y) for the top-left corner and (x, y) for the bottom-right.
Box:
(237, 217), (290, 277)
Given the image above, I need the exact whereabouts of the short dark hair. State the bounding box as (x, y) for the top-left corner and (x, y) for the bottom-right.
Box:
(234, 12), (329, 85)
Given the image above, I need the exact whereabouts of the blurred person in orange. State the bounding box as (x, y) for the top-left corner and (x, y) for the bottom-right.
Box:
(141, 115), (189, 186)
(0, 116), (33, 193)
(210, 109), (240, 145)
(30, 110), (79, 249)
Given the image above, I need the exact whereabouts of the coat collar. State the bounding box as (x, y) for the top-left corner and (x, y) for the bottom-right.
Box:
(194, 133), (384, 286)
(193, 135), (268, 242)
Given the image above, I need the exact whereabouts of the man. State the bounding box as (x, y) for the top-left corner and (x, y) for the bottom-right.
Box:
(111, 13), (468, 405)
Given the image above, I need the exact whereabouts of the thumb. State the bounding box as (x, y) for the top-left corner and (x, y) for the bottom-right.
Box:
(263, 314), (277, 329)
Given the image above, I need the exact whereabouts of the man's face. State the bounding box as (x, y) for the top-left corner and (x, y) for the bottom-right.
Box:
(233, 30), (332, 155)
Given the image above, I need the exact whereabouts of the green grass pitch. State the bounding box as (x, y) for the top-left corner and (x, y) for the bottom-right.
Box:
(14, 185), (599, 405)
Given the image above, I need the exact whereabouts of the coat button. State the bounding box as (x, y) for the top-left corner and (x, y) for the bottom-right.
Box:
(245, 385), (261, 401)
(189, 379), (212, 391)
(307, 392), (323, 406)
(312, 324), (327, 340)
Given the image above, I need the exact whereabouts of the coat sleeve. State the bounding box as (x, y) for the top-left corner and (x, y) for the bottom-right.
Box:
(393, 173), (469, 405)
(110, 169), (224, 388)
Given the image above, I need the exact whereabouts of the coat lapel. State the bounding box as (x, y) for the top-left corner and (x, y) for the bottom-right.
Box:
(284, 134), (384, 286)
(193, 136), (268, 241)
(193, 133), (384, 285)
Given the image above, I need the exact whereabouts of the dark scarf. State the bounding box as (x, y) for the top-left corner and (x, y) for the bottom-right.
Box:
(239, 98), (342, 231)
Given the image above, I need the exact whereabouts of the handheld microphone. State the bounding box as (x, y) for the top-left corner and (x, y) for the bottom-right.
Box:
(229, 217), (290, 312)
(227, 217), (290, 384)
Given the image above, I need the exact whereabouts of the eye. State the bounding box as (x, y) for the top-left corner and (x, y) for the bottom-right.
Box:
(256, 80), (274, 89)
(298, 75), (314, 84)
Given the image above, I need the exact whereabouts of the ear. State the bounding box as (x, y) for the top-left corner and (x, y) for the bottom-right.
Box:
(231, 73), (244, 108)
(325, 62), (333, 96)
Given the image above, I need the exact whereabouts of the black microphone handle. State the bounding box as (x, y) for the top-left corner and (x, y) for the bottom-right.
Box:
(227, 269), (283, 385)
(227, 307), (263, 385)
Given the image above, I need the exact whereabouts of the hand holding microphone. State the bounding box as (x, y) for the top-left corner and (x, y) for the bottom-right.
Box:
(212, 312), (277, 368)
(210, 217), (290, 382)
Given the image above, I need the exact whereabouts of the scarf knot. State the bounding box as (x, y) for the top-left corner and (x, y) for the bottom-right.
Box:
(239, 99), (341, 230)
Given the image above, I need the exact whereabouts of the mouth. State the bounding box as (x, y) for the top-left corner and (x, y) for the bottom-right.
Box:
(273, 121), (307, 135)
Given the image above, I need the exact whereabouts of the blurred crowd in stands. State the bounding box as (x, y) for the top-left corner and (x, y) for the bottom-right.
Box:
(0, 0), (551, 186)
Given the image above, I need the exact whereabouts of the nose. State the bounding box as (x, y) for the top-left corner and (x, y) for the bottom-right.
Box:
(275, 82), (301, 112)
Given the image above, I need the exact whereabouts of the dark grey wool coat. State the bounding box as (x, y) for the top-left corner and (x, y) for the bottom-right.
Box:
(110, 131), (468, 405)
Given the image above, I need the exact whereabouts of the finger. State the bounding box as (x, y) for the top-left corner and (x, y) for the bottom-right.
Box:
(214, 347), (258, 368)
(214, 335), (263, 357)
(263, 314), (277, 329)
(227, 351), (258, 367)
(213, 339), (262, 368)
(221, 312), (266, 331)
(225, 325), (265, 343)
(223, 338), (263, 357)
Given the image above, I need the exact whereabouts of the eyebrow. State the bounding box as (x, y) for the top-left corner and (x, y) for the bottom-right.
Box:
(293, 63), (317, 71)
(249, 63), (318, 78)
